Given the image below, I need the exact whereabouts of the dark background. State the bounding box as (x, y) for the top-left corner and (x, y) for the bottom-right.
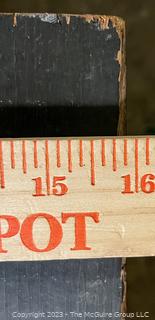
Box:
(0, 0), (155, 318)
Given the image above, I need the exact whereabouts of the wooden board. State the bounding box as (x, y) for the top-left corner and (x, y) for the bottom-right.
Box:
(0, 13), (121, 107)
(0, 259), (122, 319)
(0, 136), (154, 261)
(0, 13), (125, 137)
(0, 13), (125, 319)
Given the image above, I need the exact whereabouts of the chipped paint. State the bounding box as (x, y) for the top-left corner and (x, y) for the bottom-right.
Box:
(37, 13), (58, 24)
(121, 259), (127, 316)
(65, 15), (71, 25)
(11, 13), (59, 24)
(115, 18), (125, 79)
(13, 13), (17, 27)
(76, 14), (110, 29)
(116, 50), (122, 74)
(61, 14), (124, 31)
(96, 16), (110, 30)
(116, 19), (126, 136)
(9, 13), (124, 34)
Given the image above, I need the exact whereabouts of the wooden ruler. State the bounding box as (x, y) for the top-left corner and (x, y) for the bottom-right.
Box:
(0, 136), (155, 261)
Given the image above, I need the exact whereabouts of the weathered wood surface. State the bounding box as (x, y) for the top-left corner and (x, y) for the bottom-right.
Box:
(0, 14), (125, 320)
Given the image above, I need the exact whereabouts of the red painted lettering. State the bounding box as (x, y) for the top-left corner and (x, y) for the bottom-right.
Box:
(20, 213), (63, 252)
(62, 212), (99, 250)
(0, 215), (20, 253)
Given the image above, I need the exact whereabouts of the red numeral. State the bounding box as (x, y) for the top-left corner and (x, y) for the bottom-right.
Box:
(141, 174), (155, 193)
(52, 176), (68, 196)
(33, 176), (68, 196)
(32, 177), (45, 196)
(122, 173), (155, 194)
(121, 175), (134, 194)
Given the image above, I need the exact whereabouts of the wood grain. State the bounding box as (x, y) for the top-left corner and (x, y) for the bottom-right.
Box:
(0, 136), (154, 260)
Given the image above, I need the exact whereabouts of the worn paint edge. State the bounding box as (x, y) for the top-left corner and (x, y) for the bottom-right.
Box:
(61, 14), (125, 30)
(117, 19), (126, 136)
(121, 259), (127, 318)
(117, 21), (126, 317)
(11, 13), (59, 26)
(0, 12), (124, 29)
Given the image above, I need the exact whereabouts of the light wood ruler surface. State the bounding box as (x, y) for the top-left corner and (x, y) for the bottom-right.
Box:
(1, 136), (153, 261)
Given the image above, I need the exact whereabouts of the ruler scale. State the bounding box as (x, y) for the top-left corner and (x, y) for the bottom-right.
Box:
(0, 136), (155, 260)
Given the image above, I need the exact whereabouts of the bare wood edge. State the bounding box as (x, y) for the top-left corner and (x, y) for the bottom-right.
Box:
(114, 19), (126, 317)
(115, 19), (127, 317)
(117, 19), (126, 136)
(121, 258), (127, 315)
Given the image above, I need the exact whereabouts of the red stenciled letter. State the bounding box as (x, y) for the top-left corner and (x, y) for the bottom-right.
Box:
(62, 212), (100, 250)
(0, 215), (20, 253)
(20, 213), (63, 252)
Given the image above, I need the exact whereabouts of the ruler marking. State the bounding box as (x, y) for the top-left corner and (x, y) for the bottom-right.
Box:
(146, 137), (150, 166)
(90, 140), (95, 185)
(22, 140), (27, 174)
(135, 138), (139, 193)
(56, 140), (61, 168)
(113, 139), (117, 172)
(68, 140), (72, 173)
(101, 139), (106, 166)
(34, 140), (38, 168)
(0, 137), (152, 193)
(10, 141), (15, 169)
(0, 141), (5, 189)
(45, 140), (50, 195)
(79, 140), (84, 167)
(124, 139), (128, 166)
